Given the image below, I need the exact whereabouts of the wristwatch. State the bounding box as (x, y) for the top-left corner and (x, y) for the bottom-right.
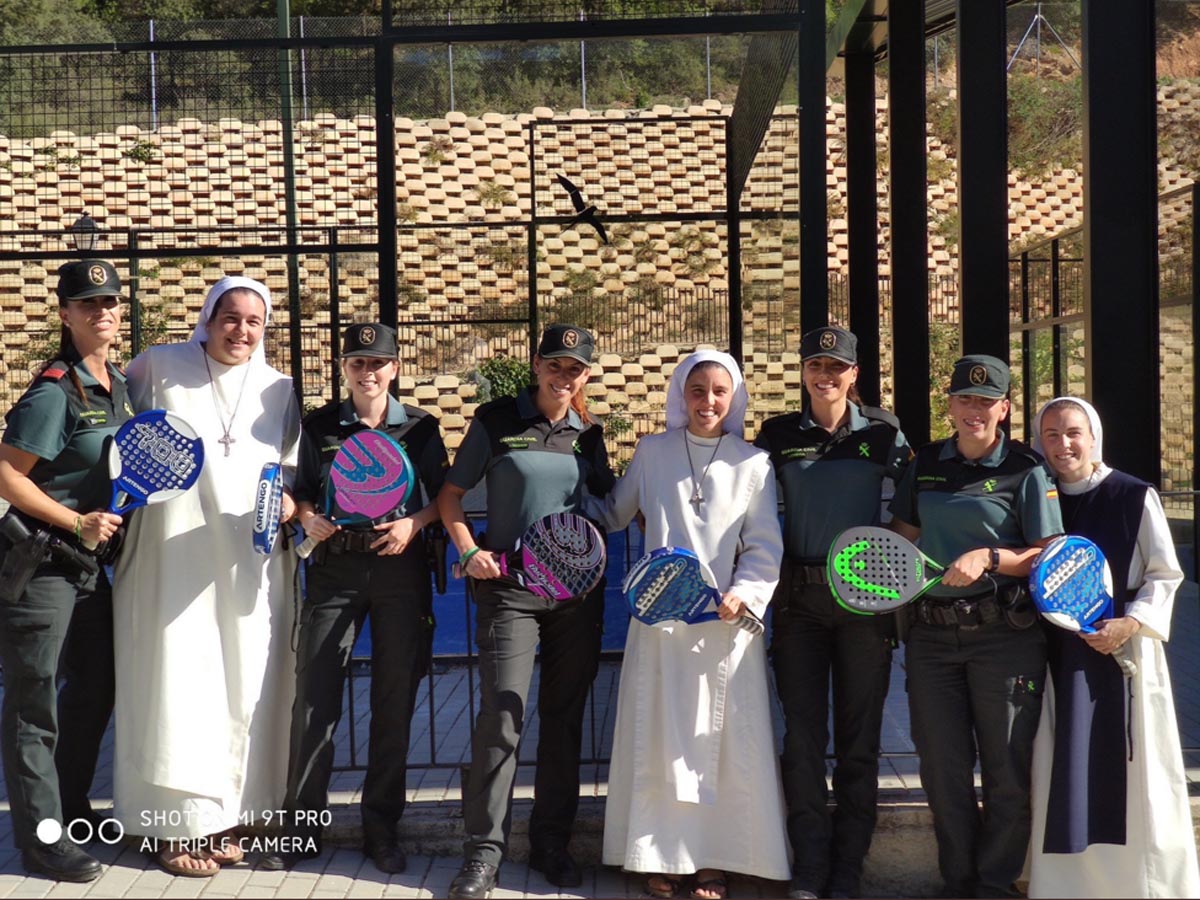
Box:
(985, 547), (1001, 573)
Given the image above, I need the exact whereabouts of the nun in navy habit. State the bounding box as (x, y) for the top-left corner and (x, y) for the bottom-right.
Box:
(1026, 396), (1199, 898)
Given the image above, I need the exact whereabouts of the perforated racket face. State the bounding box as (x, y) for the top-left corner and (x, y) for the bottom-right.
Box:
(828, 526), (942, 614)
(515, 513), (606, 600)
(1029, 535), (1114, 634)
(108, 410), (205, 514)
(252, 463), (284, 555)
(329, 430), (414, 520)
(623, 547), (721, 626)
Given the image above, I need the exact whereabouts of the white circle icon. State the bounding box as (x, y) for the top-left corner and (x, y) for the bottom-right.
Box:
(35, 818), (63, 844)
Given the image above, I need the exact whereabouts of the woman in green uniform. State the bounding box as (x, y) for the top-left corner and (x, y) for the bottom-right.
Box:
(889, 354), (1063, 898)
(438, 325), (614, 900)
(271, 322), (447, 873)
(0, 260), (130, 882)
(754, 326), (911, 899)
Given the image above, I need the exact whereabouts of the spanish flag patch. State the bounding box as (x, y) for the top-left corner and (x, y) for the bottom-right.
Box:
(1046, 488), (1059, 500)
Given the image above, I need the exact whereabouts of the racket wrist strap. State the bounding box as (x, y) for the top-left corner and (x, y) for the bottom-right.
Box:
(73, 515), (82, 542)
(458, 545), (481, 568)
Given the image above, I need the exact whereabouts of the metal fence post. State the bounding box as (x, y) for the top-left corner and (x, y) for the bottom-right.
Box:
(329, 227), (341, 399)
(527, 119), (539, 362)
(448, 11), (455, 112)
(1020, 249), (1031, 435)
(1192, 182), (1198, 575)
(1051, 237), (1061, 398)
(129, 230), (142, 356)
(277, 0), (304, 401)
(148, 20), (159, 131)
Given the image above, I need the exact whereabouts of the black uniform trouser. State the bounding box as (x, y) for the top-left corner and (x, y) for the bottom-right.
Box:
(461, 577), (604, 867)
(285, 547), (433, 843)
(0, 558), (113, 850)
(770, 577), (893, 892)
(906, 620), (1046, 899)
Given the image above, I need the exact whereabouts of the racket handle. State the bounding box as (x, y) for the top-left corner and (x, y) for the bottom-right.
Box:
(453, 553), (509, 581)
(296, 534), (319, 560)
(1114, 643), (1137, 678)
(736, 612), (764, 636)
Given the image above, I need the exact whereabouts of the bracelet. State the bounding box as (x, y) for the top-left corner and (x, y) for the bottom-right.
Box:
(458, 546), (481, 568)
(73, 515), (83, 541)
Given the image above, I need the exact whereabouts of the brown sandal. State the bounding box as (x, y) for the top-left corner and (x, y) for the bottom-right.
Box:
(207, 829), (245, 865)
(647, 873), (685, 898)
(690, 869), (728, 899)
(155, 842), (219, 878)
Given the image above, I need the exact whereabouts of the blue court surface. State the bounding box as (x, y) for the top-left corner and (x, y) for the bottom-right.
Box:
(350, 523), (644, 657)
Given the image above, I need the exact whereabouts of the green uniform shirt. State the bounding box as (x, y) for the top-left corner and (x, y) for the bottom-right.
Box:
(2, 350), (132, 513)
(446, 387), (614, 550)
(890, 434), (1063, 598)
(755, 403), (911, 561)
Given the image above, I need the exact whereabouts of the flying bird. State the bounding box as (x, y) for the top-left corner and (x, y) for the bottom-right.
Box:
(555, 172), (609, 245)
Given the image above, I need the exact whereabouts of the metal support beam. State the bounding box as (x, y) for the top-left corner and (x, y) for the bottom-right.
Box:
(1082, 0), (1159, 482)
(956, 0), (1009, 360)
(799, 0), (828, 335)
(845, 46), (880, 405)
(376, 0), (398, 332)
(888, 0), (930, 445)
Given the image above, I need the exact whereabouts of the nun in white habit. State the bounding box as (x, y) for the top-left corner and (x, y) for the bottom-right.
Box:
(113, 277), (300, 874)
(1025, 396), (1199, 898)
(592, 350), (790, 898)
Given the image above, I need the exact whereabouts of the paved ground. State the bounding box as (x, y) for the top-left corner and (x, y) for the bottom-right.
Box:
(0, 584), (1196, 898)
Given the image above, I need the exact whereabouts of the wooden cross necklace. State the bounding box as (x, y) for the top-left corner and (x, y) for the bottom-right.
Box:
(202, 344), (252, 456)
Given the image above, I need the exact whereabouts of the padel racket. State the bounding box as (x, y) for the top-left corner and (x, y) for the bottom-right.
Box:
(622, 547), (764, 635)
(827, 525), (945, 614)
(1029, 534), (1137, 677)
(296, 430), (415, 559)
(84, 409), (204, 549)
(453, 512), (606, 601)
(252, 462), (284, 555)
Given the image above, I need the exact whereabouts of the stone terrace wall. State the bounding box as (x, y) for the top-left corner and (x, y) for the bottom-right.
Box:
(1, 83), (1196, 467)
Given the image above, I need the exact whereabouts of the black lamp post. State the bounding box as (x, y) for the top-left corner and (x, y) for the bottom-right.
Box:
(68, 213), (99, 254)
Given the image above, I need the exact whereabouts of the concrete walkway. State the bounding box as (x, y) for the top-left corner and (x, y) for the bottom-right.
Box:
(0, 584), (1197, 898)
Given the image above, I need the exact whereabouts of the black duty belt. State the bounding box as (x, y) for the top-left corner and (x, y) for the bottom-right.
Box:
(915, 595), (1003, 629)
(325, 529), (378, 554)
(785, 559), (828, 585)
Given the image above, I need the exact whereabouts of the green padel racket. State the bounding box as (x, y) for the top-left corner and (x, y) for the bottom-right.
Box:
(827, 525), (945, 615)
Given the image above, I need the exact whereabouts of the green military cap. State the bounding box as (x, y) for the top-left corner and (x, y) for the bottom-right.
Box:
(537, 324), (595, 365)
(56, 259), (124, 303)
(949, 354), (1010, 398)
(342, 322), (398, 358)
(799, 325), (857, 365)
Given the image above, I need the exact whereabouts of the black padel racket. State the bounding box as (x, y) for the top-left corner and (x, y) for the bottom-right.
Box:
(454, 512), (606, 601)
(827, 525), (944, 614)
(252, 462), (284, 555)
(622, 547), (763, 635)
(1030, 534), (1136, 677)
(85, 409), (204, 549)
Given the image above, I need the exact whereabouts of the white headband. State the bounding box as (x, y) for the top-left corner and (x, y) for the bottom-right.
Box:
(190, 276), (272, 362)
(665, 349), (749, 438)
(1031, 395), (1104, 463)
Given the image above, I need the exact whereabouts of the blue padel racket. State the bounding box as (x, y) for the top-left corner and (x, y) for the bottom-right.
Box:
(252, 462), (284, 555)
(453, 512), (607, 601)
(85, 409), (204, 549)
(827, 525), (945, 615)
(296, 430), (415, 559)
(1029, 534), (1136, 677)
(622, 547), (763, 635)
